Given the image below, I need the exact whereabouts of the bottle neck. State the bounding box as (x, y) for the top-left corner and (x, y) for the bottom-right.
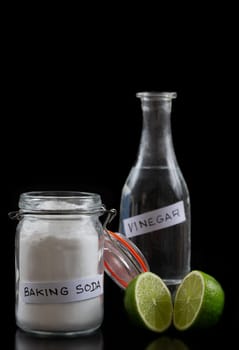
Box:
(136, 94), (177, 168)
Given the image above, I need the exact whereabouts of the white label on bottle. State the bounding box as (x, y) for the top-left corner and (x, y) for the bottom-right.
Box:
(20, 274), (103, 304)
(123, 201), (186, 238)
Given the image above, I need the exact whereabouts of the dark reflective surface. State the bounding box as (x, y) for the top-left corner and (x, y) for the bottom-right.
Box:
(15, 329), (103, 350)
(11, 272), (236, 349)
(145, 336), (189, 350)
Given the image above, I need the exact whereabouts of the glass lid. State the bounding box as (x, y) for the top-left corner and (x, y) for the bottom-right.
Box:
(104, 230), (150, 289)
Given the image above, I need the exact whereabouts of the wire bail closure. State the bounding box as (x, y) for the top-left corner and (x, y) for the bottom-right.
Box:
(102, 208), (117, 229)
(8, 211), (21, 221)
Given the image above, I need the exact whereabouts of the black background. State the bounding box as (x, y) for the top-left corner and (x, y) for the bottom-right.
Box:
(2, 5), (238, 349)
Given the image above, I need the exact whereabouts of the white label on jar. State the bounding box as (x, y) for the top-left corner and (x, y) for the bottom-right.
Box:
(123, 201), (186, 238)
(20, 274), (103, 304)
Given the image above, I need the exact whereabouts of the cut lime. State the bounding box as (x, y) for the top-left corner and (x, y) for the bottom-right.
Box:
(173, 270), (225, 330)
(124, 272), (173, 332)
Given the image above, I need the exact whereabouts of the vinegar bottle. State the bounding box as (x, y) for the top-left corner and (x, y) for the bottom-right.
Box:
(118, 92), (191, 292)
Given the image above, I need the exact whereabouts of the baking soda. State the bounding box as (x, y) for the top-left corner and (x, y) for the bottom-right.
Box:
(16, 200), (104, 334)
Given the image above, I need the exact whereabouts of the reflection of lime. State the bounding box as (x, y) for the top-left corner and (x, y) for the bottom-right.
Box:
(145, 336), (189, 350)
(124, 272), (173, 332)
(173, 270), (225, 330)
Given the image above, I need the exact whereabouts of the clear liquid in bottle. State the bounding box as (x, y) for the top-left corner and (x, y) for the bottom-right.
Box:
(118, 92), (191, 294)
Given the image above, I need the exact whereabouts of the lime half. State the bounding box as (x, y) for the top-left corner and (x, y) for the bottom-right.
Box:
(124, 272), (173, 332)
(173, 270), (225, 330)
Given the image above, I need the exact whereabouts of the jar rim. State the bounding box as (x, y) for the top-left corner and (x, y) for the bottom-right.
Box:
(136, 91), (177, 100)
(18, 191), (104, 214)
(20, 191), (101, 200)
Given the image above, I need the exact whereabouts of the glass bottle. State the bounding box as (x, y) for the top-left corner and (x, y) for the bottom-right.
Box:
(118, 92), (191, 293)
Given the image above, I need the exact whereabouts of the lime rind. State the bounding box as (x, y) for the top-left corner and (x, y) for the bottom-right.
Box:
(194, 271), (225, 328)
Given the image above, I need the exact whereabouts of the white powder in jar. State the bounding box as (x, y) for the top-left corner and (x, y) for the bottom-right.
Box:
(16, 200), (104, 334)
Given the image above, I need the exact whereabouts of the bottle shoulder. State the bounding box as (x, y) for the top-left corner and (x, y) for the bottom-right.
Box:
(125, 165), (188, 186)
(121, 165), (189, 202)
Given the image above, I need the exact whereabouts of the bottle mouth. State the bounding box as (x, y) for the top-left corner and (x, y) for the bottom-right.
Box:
(136, 92), (177, 100)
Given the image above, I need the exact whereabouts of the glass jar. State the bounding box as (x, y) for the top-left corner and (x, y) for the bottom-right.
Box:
(12, 191), (108, 336)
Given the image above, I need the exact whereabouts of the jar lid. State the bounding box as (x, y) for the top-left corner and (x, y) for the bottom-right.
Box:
(104, 230), (150, 289)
